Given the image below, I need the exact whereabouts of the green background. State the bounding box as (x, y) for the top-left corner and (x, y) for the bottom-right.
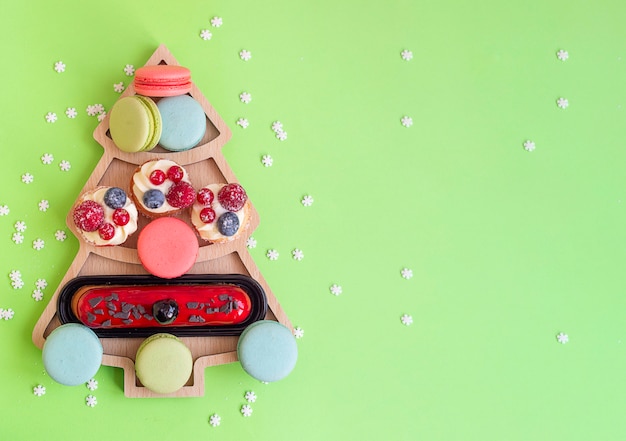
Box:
(2, 0), (626, 439)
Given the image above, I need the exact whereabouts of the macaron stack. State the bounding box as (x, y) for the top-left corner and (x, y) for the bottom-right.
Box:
(108, 65), (207, 152)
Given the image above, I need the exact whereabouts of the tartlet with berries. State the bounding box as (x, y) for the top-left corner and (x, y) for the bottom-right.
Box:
(190, 183), (251, 243)
(72, 186), (139, 246)
(130, 159), (196, 218)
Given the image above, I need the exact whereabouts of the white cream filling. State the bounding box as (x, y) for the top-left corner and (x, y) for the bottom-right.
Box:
(80, 187), (138, 246)
(132, 159), (191, 214)
(190, 184), (246, 241)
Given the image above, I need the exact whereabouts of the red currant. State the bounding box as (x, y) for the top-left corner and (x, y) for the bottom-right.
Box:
(167, 165), (184, 183)
(199, 207), (216, 223)
(217, 183), (248, 212)
(98, 223), (115, 240)
(197, 188), (214, 206)
(112, 208), (130, 226)
(73, 200), (105, 232)
(149, 169), (166, 185)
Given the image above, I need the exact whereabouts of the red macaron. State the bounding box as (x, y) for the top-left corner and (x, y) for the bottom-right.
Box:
(137, 217), (199, 279)
(134, 65), (192, 97)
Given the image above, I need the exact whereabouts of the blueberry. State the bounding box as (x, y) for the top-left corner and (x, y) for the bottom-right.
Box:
(103, 187), (127, 209)
(153, 299), (179, 325)
(217, 211), (240, 236)
(143, 189), (165, 209)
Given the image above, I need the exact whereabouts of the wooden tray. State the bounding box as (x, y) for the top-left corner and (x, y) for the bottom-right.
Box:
(32, 45), (292, 398)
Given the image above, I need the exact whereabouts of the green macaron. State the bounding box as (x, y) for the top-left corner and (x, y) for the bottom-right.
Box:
(135, 333), (192, 394)
(109, 96), (162, 153)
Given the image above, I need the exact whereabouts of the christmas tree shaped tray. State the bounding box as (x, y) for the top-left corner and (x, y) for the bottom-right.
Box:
(32, 45), (293, 398)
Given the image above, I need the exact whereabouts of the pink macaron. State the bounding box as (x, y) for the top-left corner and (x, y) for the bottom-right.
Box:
(137, 217), (199, 279)
(134, 65), (192, 97)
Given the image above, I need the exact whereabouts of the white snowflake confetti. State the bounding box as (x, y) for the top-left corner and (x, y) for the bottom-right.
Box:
(200, 29), (213, 40)
(9, 270), (21, 281)
(21, 173), (34, 184)
(54, 61), (66, 73)
(35, 279), (47, 290)
(246, 236), (257, 249)
(556, 49), (569, 61)
(401, 268), (413, 280)
(86, 378), (98, 391)
(59, 160), (71, 171)
(271, 121), (283, 133)
(211, 16), (223, 27)
(65, 107), (77, 119)
(266, 249), (279, 260)
(556, 332), (569, 344)
(239, 49), (252, 61)
(55, 230), (67, 241)
(523, 140), (536, 152)
(401, 49), (413, 61)
(86, 105), (99, 116)
(97, 112), (107, 122)
(301, 195), (314, 207)
(2, 308), (15, 320)
(45, 112), (57, 123)
(85, 395), (97, 407)
(93, 104), (105, 114)
(276, 130), (288, 141)
(124, 64), (135, 76)
(33, 385), (46, 396)
(11, 279), (24, 289)
(0, 205), (9, 216)
(113, 82), (125, 93)
(41, 153), (54, 165)
(241, 404), (253, 417)
(12, 233), (24, 244)
(401, 116), (413, 127)
(556, 97), (569, 109)
(330, 284), (342, 296)
(32, 290), (43, 302)
(236, 118), (249, 129)
(239, 92), (252, 104)
(401, 314), (413, 326)
(292, 248), (304, 261)
(33, 238), (45, 251)
(245, 391), (257, 403)
(293, 327), (304, 339)
(209, 414), (221, 427)
(38, 200), (50, 212)
(261, 155), (273, 167)
(14, 221), (26, 233)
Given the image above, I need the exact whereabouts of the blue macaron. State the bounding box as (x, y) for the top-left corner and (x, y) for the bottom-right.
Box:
(157, 95), (206, 151)
(42, 323), (103, 386)
(237, 320), (298, 383)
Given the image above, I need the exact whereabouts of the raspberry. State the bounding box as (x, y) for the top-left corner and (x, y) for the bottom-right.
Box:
(98, 223), (115, 241)
(197, 188), (214, 206)
(149, 169), (166, 185)
(73, 200), (104, 232)
(112, 208), (130, 226)
(199, 207), (216, 223)
(217, 183), (248, 212)
(166, 181), (195, 208)
(167, 166), (184, 183)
